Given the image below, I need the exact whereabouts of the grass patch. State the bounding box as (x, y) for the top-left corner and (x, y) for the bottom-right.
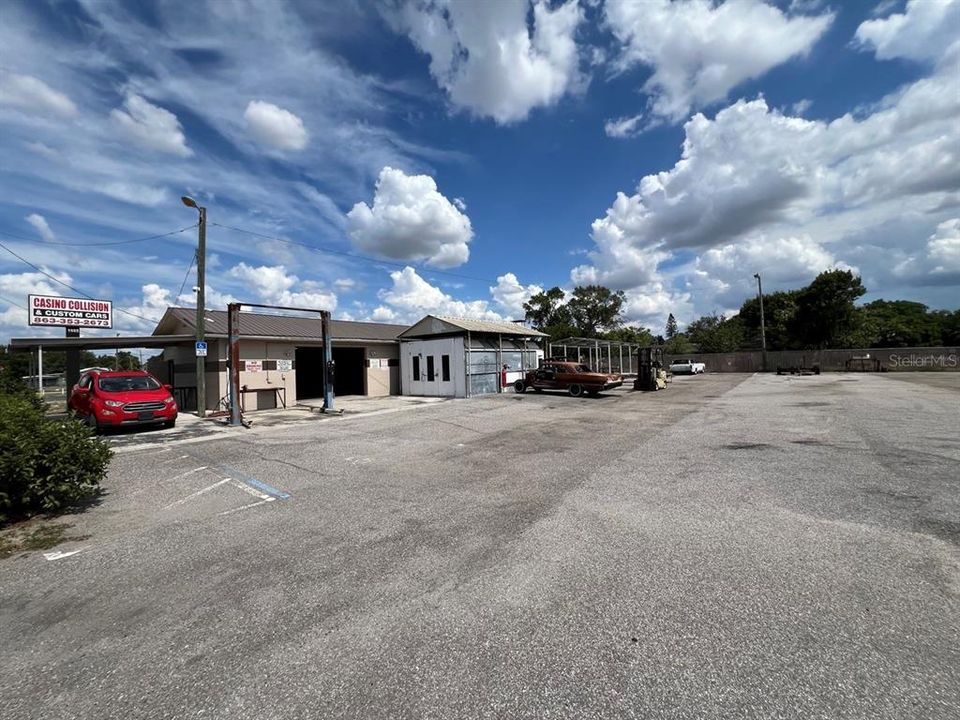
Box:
(0, 521), (90, 559)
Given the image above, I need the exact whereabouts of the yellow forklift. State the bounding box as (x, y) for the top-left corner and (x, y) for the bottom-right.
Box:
(634, 346), (668, 391)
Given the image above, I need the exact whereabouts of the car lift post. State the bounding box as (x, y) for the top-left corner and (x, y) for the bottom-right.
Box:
(322, 310), (334, 411)
(227, 303), (242, 427)
(226, 302), (333, 427)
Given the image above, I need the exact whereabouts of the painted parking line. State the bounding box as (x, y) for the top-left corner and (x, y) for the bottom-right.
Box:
(185, 454), (292, 500)
(44, 550), (83, 561)
(163, 478), (231, 509)
(165, 466), (209, 482)
(228, 478), (274, 501)
(218, 499), (273, 516)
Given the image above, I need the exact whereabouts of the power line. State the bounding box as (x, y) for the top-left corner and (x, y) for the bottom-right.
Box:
(0, 224), (197, 247)
(176, 251), (197, 302)
(210, 221), (500, 285)
(0, 238), (157, 325)
(0, 294), (27, 310)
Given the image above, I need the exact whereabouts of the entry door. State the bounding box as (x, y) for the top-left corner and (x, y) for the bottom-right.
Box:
(435, 352), (455, 395)
(413, 348), (456, 396)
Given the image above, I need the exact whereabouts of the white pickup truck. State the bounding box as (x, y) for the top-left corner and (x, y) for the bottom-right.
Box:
(669, 359), (706, 374)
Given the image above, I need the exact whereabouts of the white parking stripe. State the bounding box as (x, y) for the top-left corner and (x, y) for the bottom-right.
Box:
(217, 498), (274, 516)
(44, 550), (83, 561)
(163, 478), (231, 509)
(166, 466), (209, 482)
(228, 479), (273, 502)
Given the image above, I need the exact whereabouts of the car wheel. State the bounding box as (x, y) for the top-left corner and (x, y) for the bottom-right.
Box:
(513, 380), (526, 393)
(164, 419), (177, 429)
(568, 384), (584, 397)
(85, 413), (100, 434)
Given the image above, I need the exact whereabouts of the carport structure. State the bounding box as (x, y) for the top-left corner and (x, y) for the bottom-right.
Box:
(548, 337), (647, 376)
(9, 334), (195, 410)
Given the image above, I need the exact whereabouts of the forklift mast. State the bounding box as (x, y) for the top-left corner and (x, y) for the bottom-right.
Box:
(634, 346), (665, 391)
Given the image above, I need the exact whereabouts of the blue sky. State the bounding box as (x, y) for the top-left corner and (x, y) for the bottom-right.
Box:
(1, 0), (958, 342)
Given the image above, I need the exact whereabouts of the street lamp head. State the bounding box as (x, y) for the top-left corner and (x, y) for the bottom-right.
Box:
(181, 195), (198, 209)
(753, 273), (760, 280)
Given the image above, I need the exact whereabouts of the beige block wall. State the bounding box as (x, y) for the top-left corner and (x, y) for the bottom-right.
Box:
(231, 340), (298, 411)
(165, 338), (401, 412)
(364, 343), (399, 396)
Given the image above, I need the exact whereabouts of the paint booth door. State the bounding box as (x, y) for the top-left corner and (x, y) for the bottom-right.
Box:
(403, 337), (460, 397)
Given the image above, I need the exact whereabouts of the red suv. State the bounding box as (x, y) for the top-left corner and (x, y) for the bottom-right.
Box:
(69, 369), (178, 431)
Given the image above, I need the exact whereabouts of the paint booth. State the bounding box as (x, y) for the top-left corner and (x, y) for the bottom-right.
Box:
(399, 316), (547, 398)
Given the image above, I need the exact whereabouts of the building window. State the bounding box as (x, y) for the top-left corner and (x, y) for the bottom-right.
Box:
(413, 356), (420, 381)
(441, 354), (450, 382)
(427, 355), (435, 381)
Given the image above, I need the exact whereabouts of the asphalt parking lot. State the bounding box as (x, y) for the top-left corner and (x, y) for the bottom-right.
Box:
(2, 373), (958, 719)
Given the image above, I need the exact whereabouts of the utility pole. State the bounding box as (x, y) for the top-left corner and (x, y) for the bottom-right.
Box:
(754, 273), (767, 372)
(182, 196), (207, 417)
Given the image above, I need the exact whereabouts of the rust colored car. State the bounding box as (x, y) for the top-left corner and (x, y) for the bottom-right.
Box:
(514, 361), (623, 397)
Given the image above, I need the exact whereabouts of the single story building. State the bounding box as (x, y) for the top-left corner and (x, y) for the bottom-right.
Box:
(398, 315), (547, 397)
(12, 308), (550, 410)
(149, 308), (407, 411)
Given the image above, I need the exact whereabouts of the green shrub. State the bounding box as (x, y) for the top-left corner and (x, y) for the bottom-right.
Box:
(0, 393), (111, 525)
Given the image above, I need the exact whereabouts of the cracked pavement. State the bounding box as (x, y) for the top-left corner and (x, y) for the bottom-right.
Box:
(1, 373), (958, 719)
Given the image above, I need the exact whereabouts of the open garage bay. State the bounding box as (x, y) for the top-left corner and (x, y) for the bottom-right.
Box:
(1, 373), (958, 719)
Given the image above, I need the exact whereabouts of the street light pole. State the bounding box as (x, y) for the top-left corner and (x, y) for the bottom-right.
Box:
(754, 273), (767, 372)
(182, 196), (207, 417)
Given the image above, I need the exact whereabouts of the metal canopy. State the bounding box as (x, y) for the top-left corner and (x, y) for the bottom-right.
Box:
(9, 334), (195, 351)
(548, 336), (653, 376)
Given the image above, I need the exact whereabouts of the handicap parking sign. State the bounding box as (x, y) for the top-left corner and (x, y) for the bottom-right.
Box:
(195, 341), (208, 357)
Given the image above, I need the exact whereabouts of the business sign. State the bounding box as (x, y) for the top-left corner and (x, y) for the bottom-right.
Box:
(276, 359), (292, 372)
(244, 360), (262, 373)
(28, 294), (113, 328)
(195, 341), (208, 357)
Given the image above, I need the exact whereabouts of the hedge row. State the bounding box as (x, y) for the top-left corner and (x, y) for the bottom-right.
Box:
(0, 392), (111, 525)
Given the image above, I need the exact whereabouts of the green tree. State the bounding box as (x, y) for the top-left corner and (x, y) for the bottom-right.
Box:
(790, 270), (866, 348)
(686, 314), (744, 353)
(524, 287), (571, 329)
(604, 325), (655, 346)
(665, 313), (678, 339)
(739, 290), (800, 350)
(936, 309), (960, 345)
(566, 285), (626, 337)
(858, 300), (943, 347)
(664, 333), (694, 355)
(91, 351), (142, 370)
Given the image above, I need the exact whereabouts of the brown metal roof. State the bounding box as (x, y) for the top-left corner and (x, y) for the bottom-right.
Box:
(399, 314), (548, 339)
(154, 308), (407, 342)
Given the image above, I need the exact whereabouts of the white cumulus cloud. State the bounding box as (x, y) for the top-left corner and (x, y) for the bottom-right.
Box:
(244, 100), (309, 151)
(604, 114), (644, 138)
(229, 263), (336, 312)
(490, 273), (544, 319)
(110, 93), (192, 156)
(377, 266), (501, 324)
(25, 213), (56, 242)
(689, 235), (853, 311)
(855, 0), (960, 63)
(396, 0), (585, 124)
(0, 72), (77, 117)
(926, 218), (960, 274)
(577, 25), (960, 320)
(346, 166), (473, 268)
(605, 0), (833, 124)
